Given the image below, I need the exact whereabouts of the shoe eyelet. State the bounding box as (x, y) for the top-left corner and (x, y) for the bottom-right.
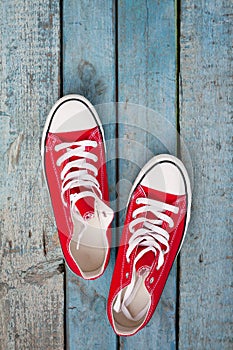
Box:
(136, 198), (139, 204)
(149, 277), (154, 284)
(125, 272), (129, 279)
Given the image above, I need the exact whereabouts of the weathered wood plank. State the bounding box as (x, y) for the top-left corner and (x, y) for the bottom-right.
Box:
(62, 1), (117, 349)
(117, 0), (177, 348)
(0, 1), (63, 349)
(179, 1), (233, 349)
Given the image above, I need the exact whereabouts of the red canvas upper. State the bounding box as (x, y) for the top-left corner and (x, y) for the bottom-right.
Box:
(44, 126), (111, 279)
(108, 183), (187, 335)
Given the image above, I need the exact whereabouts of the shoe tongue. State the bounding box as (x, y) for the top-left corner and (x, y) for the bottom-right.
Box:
(73, 192), (114, 227)
(72, 189), (95, 219)
(135, 247), (157, 272)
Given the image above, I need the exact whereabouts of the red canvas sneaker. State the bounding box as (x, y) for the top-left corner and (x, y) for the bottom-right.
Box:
(108, 154), (191, 335)
(41, 95), (113, 280)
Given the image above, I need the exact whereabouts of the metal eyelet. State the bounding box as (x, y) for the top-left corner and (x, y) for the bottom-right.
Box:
(149, 277), (154, 284)
(125, 272), (129, 279)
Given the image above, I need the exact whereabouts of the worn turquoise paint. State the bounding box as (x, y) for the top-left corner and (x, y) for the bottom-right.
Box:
(179, 1), (233, 349)
(117, 0), (178, 349)
(0, 0), (64, 349)
(63, 0), (179, 348)
(0, 0), (232, 348)
(63, 1), (117, 349)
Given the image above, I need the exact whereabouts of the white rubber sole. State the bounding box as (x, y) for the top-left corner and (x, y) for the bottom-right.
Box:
(127, 154), (192, 256)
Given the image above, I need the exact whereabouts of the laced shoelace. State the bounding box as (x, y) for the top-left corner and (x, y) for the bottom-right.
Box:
(55, 140), (101, 212)
(114, 197), (179, 321)
(127, 197), (179, 270)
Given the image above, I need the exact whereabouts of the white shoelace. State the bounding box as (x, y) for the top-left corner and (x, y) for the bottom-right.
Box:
(55, 140), (101, 208)
(114, 197), (179, 321)
(55, 140), (107, 247)
(127, 197), (179, 270)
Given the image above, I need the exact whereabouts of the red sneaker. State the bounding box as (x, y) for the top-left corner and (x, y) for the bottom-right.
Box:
(41, 95), (113, 280)
(108, 155), (191, 335)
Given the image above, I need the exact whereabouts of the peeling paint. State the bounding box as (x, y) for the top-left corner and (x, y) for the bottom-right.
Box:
(7, 132), (24, 173)
(20, 258), (64, 285)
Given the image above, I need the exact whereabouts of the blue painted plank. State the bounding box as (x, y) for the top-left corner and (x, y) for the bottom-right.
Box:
(0, 0), (64, 348)
(117, 0), (178, 348)
(62, 1), (117, 349)
(179, 1), (233, 349)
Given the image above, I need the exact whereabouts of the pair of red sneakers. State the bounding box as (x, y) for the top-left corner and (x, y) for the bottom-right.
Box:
(41, 95), (192, 336)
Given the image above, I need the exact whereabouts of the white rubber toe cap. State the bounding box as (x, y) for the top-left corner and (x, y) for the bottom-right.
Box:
(49, 96), (98, 133)
(141, 160), (186, 195)
(41, 94), (106, 158)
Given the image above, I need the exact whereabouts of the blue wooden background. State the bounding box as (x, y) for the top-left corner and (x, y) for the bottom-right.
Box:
(0, 0), (232, 349)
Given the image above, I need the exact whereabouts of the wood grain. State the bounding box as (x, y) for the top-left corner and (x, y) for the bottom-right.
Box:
(117, 0), (178, 348)
(179, 1), (233, 349)
(62, 1), (117, 349)
(0, 0), (63, 349)
(2, 1), (231, 348)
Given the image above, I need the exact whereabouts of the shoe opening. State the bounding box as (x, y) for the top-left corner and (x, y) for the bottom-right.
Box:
(111, 271), (151, 335)
(69, 212), (108, 279)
